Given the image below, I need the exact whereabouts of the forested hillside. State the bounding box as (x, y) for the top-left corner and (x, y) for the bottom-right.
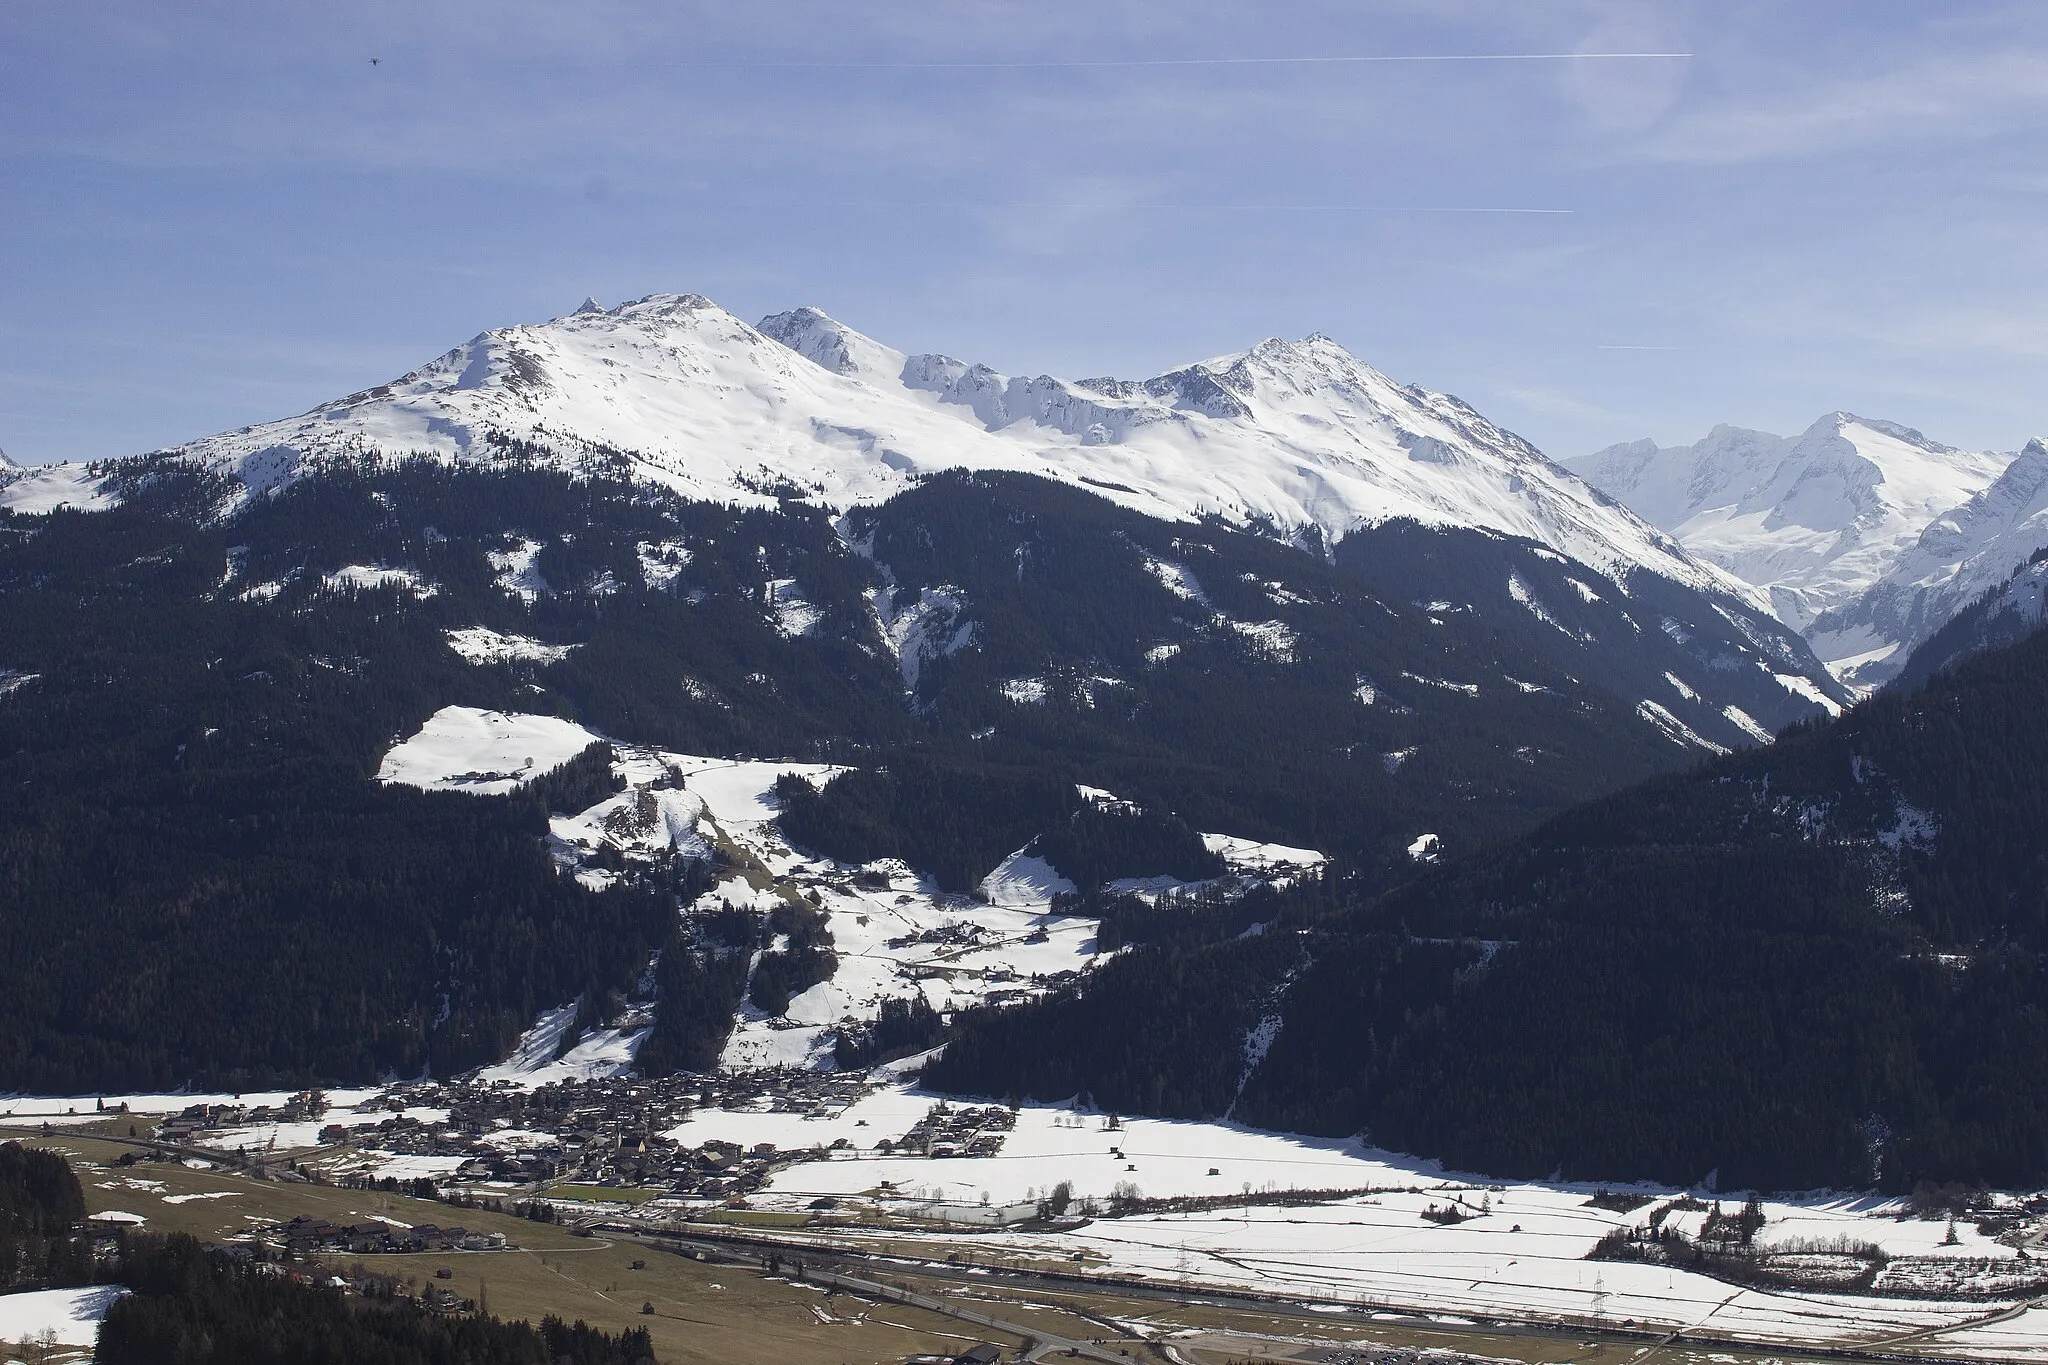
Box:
(0, 453), (1831, 1095)
(932, 615), (2048, 1191)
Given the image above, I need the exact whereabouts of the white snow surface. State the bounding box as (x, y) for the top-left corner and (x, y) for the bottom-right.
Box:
(1809, 438), (2048, 687)
(1202, 833), (1327, 877)
(154, 293), (1740, 600)
(0, 1086), (391, 1128)
(323, 564), (435, 596)
(472, 1003), (649, 1088)
(1572, 415), (2036, 683)
(443, 626), (578, 666)
(0, 461), (115, 514)
(657, 1088), (2043, 1353)
(1574, 415), (2011, 631)
(375, 706), (603, 795)
(0, 1285), (129, 1349)
(1636, 699), (1730, 755)
(488, 538), (549, 601)
(869, 583), (974, 690)
(765, 579), (824, 637)
(979, 851), (1077, 908)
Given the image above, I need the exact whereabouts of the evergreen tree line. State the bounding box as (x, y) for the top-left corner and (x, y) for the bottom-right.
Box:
(0, 1142), (92, 1291)
(98, 1236), (657, 1365)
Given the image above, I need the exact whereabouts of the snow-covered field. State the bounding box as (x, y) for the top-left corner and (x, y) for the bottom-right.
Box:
(375, 706), (604, 795)
(655, 1088), (2048, 1356)
(0, 1285), (128, 1352)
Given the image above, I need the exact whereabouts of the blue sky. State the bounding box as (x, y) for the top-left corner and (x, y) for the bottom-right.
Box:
(3, 1), (2045, 465)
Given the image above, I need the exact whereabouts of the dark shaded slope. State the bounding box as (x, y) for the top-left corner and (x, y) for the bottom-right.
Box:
(0, 458), (1838, 1093)
(934, 616), (2048, 1191)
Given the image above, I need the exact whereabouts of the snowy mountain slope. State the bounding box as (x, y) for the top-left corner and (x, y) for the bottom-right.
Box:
(0, 458), (114, 514)
(1809, 439), (2048, 687)
(157, 292), (1738, 601)
(1572, 414), (2011, 638)
(1890, 546), (2048, 690)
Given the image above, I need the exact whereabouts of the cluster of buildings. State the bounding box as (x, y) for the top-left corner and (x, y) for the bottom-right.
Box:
(271, 1214), (508, 1256)
(157, 1070), (894, 1199)
(155, 1089), (328, 1144)
(876, 1102), (1017, 1159)
(152, 1071), (1024, 1213)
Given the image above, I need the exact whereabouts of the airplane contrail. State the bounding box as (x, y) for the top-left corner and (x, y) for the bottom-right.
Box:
(731, 202), (1573, 215)
(678, 52), (1693, 71)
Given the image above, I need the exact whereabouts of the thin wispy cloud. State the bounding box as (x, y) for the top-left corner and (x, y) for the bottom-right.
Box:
(1642, 46), (2048, 163)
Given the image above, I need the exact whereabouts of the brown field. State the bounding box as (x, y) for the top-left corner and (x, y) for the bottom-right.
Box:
(27, 1132), (1010, 1365)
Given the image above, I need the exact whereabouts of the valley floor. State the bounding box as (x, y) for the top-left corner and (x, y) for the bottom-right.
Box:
(7, 1084), (2047, 1360)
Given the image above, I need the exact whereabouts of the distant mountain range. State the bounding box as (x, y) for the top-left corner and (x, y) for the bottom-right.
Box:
(1571, 416), (2048, 689)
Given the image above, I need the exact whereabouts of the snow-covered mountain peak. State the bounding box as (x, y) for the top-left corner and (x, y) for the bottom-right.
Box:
(148, 291), (1755, 600)
(1571, 413), (2014, 636)
(756, 305), (909, 383)
(1808, 431), (2048, 687)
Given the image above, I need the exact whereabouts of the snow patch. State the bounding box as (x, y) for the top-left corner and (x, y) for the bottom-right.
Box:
(1722, 704), (1774, 743)
(1507, 572), (1575, 639)
(1636, 699), (1730, 754)
(323, 564), (435, 596)
(472, 1001), (651, 1087)
(376, 706), (604, 795)
(1402, 672), (1479, 696)
(1202, 833), (1327, 878)
(1771, 668), (1845, 716)
(1879, 801), (1939, 853)
(1225, 619), (1299, 663)
(444, 627), (578, 666)
(1144, 557), (1211, 607)
(980, 850), (1078, 908)
(488, 538), (549, 601)
(1000, 676), (1051, 706)
(766, 579), (825, 638)
(871, 584), (975, 690)
(636, 538), (692, 591)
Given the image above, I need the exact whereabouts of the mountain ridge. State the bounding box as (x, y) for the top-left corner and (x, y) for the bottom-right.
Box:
(119, 291), (1759, 610)
(1570, 413), (2042, 688)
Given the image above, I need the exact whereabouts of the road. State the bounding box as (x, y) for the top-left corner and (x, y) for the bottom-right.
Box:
(798, 1265), (1141, 1364)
